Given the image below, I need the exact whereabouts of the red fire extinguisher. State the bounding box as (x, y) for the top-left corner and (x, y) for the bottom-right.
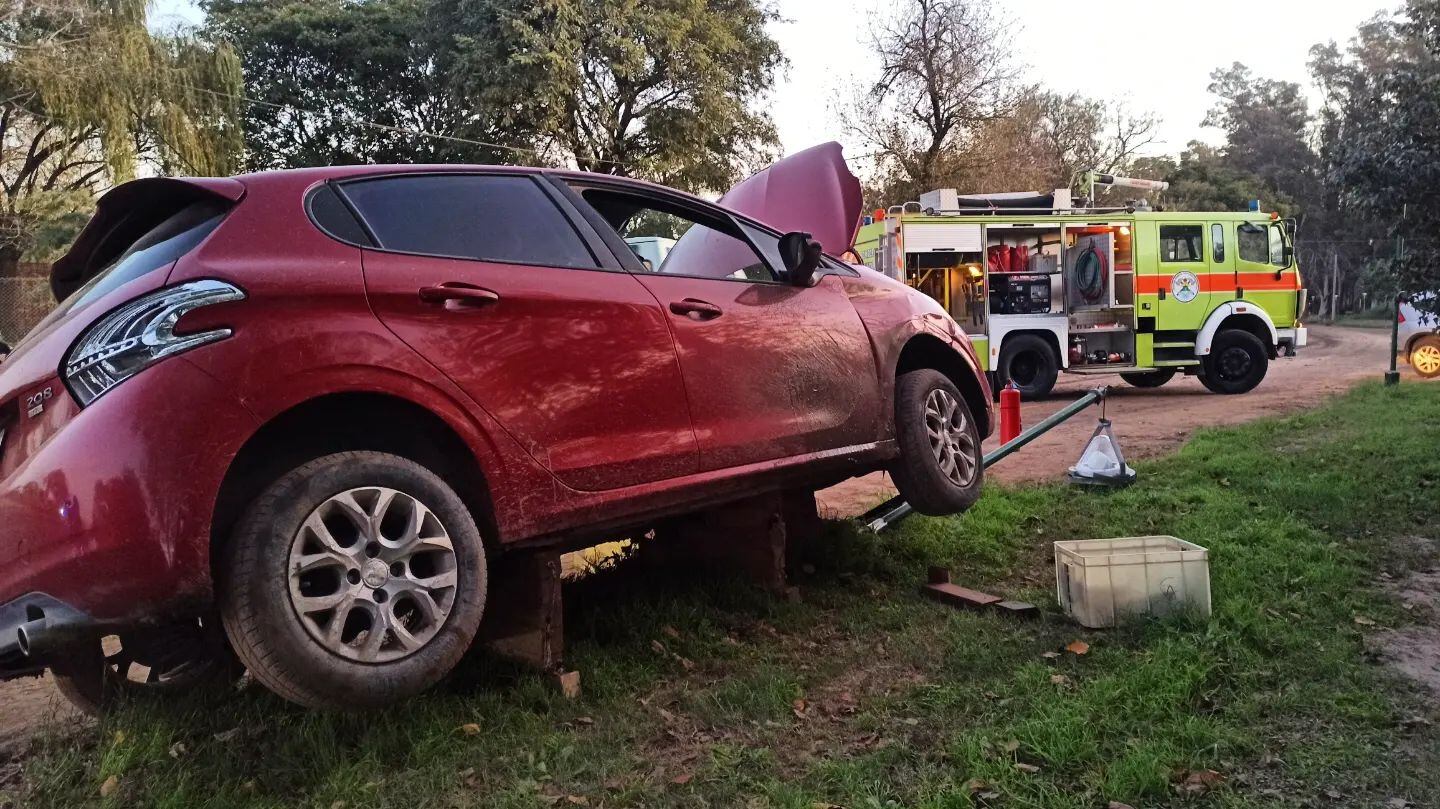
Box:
(1000, 380), (1022, 444)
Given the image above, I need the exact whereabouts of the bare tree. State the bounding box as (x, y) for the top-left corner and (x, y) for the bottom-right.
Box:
(843, 0), (1024, 203)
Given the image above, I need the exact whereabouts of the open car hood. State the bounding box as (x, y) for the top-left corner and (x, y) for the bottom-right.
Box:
(719, 142), (863, 257)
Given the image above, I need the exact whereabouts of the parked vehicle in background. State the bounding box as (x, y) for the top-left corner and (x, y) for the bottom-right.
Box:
(1399, 296), (1440, 378)
(853, 175), (1308, 398)
(0, 143), (992, 711)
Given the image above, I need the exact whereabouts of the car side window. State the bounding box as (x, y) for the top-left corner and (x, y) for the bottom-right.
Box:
(578, 188), (777, 282)
(1159, 225), (1204, 262)
(338, 174), (598, 269)
(1210, 223), (1225, 263)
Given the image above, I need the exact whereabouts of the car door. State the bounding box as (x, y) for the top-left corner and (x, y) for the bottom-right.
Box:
(340, 172), (697, 491)
(1148, 222), (1213, 331)
(562, 181), (882, 472)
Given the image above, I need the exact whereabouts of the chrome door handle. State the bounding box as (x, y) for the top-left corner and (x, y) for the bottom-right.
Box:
(418, 283), (500, 307)
(668, 298), (723, 320)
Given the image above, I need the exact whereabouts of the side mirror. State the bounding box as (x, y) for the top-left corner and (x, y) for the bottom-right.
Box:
(778, 231), (823, 287)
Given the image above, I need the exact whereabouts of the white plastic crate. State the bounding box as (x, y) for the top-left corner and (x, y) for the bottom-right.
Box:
(1053, 536), (1211, 628)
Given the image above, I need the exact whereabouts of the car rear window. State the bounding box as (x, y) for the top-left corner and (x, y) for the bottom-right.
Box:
(338, 174), (598, 269)
(56, 199), (230, 315)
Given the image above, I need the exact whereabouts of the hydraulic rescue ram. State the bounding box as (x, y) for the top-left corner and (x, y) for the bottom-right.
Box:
(861, 386), (1110, 532)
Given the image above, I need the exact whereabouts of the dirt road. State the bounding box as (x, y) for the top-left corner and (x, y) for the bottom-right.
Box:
(0, 325), (1402, 756)
(817, 324), (1400, 516)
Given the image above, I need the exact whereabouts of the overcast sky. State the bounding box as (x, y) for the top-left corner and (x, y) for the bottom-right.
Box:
(153, 0), (1395, 177)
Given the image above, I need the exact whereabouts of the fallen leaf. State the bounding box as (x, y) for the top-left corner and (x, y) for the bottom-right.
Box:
(1066, 640), (1091, 655)
(1387, 799), (1412, 809)
(1039, 651), (1060, 660)
(213, 728), (242, 743)
(574, 716), (595, 726)
(112, 730), (126, 745)
(1323, 788), (1342, 800)
(662, 626), (681, 639)
(1107, 802), (1136, 809)
(330, 802), (347, 809)
(1001, 738), (1020, 753)
(1049, 674), (1069, 685)
(964, 778), (990, 793)
(677, 656), (696, 672)
(658, 707), (677, 723)
(1177, 769), (1225, 795)
(565, 796), (589, 806)
(671, 773), (693, 786)
(1015, 762), (1041, 773)
(1354, 615), (1377, 626)
(650, 639), (668, 654)
(99, 775), (119, 798)
(167, 741), (187, 759)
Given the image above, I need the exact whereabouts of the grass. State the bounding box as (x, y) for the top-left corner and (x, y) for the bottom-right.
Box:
(5, 382), (1440, 809)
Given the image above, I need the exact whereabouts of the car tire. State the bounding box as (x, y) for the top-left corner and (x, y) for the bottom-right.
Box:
(890, 369), (984, 516)
(1410, 335), (1440, 378)
(1120, 369), (1176, 389)
(998, 334), (1059, 398)
(1200, 329), (1269, 394)
(218, 451), (487, 710)
(50, 616), (242, 715)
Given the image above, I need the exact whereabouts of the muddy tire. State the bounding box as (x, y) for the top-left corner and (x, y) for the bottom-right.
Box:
(1410, 335), (1440, 378)
(1200, 329), (1269, 394)
(1120, 369), (1176, 389)
(218, 451), (486, 710)
(998, 334), (1059, 399)
(890, 369), (984, 516)
(50, 617), (241, 715)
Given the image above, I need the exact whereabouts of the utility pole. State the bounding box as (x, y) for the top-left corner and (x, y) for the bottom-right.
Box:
(1329, 250), (1339, 324)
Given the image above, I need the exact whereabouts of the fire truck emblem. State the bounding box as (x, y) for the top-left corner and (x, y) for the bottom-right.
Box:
(1171, 271), (1200, 303)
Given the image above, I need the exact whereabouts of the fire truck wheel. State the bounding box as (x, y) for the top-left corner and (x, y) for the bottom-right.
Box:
(891, 369), (984, 516)
(1410, 335), (1440, 378)
(1119, 369), (1176, 388)
(998, 334), (1059, 398)
(1200, 329), (1269, 394)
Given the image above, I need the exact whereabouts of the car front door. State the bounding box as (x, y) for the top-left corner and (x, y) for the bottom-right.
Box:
(341, 172), (697, 491)
(563, 182), (882, 472)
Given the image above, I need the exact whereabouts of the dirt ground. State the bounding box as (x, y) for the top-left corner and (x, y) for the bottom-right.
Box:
(0, 325), (1406, 756)
(817, 324), (1400, 516)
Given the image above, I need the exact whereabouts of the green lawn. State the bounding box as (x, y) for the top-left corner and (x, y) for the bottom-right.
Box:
(7, 382), (1440, 809)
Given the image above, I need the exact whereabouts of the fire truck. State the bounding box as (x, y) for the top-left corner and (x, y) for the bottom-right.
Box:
(852, 174), (1308, 397)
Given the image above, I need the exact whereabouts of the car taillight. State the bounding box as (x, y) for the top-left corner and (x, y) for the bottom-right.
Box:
(62, 279), (244, 406)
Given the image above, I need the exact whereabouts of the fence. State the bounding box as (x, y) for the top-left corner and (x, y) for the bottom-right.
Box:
(0, 264), (56, 345)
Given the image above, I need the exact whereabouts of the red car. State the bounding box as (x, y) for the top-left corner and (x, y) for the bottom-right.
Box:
(0, 143), (990, 710)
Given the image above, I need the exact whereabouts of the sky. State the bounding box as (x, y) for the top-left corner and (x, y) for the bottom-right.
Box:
(152, 0), (1395, 177)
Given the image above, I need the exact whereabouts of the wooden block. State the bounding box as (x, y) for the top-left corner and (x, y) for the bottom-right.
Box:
(553, 670), (581, 699)
(921, 582), (1002, 610)
(995, 600), (1040, 619)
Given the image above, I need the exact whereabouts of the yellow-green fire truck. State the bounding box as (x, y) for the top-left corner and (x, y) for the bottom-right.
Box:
(853, 175), (1308, 397)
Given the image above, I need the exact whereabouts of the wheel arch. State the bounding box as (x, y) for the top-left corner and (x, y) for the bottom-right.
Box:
(895, 333), (991, 436)
(1196, 302), (1278, 359)
(209, 391), (498, 580)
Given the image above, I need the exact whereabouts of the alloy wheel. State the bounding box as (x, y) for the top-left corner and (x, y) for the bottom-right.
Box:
(287, 487), (459, 663)
(923, 388), (979, 487)
(1414, 343), (1440, 376)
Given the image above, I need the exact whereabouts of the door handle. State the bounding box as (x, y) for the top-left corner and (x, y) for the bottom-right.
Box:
(668, 298), (723, 321)
(418, 283), (500, 308)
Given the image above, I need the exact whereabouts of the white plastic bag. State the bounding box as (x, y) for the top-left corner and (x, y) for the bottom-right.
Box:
(1068, 418), (1135, 487)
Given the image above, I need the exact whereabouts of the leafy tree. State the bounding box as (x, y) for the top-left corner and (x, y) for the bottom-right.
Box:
(0, 0), (241, 275)
(1312, 0), (1440, 314)
(845, 0), (1024, 204)
(202, 0), (512, 169)
(440, 0), (784, 190)
(1204, 62), (1318, 211)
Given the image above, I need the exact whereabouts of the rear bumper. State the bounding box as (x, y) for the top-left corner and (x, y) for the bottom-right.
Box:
(0, 592), (92, 680)
(1277, 327), (1307, 355)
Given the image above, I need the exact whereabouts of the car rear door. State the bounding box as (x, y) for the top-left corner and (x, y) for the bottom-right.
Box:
(561, 181), (882, 471)
(341, 172), (697, 491)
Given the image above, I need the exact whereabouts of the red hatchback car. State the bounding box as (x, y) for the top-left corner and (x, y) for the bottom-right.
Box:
(0, 143), (990, 710)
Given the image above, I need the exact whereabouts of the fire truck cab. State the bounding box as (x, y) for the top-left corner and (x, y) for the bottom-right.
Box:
(852, 178), (1308, 397)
